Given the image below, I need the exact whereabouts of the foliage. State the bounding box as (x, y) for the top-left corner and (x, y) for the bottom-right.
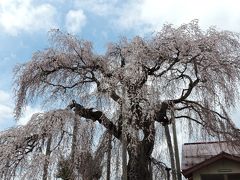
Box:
(1, 20), (240, 179)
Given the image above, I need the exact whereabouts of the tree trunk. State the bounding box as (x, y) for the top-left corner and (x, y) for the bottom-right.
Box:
(127, 142), (153, 180)
(164, 125), (177, 180)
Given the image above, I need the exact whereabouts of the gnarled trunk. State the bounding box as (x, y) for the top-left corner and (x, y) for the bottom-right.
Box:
(127, 141), (154, 180)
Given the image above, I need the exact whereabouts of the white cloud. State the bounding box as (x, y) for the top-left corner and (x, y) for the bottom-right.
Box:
(71, 0), (240, 34)
(115, 0), (240, 33)
(0, 0), (57, 36)
(0, 104), (12, 121)
(74, 0), (118, 16)
(17, 105), (42, 125)
(0, 90), (11, 103)
(0, 90), (13, 122)
(65, 9), (87, 34)
(0, 89), (41, 129)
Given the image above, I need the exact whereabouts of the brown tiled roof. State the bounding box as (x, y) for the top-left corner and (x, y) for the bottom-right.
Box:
(181, 141), (240, 178)
(182, 151), (240, 178)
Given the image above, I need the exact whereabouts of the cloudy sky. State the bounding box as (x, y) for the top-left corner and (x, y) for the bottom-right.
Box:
(1, 0), (240, 131)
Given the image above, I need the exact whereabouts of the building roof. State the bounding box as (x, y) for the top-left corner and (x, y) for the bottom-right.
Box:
(181, 141), (240, 178)
(182, 151), (240, 178)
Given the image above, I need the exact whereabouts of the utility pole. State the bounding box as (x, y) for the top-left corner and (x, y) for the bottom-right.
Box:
(106, 132), (112, 180)
(164, 124), (177, 180)
(43, 135), (52, 180)
(121, 83), (128, 180)
(171, 109), (182, 180)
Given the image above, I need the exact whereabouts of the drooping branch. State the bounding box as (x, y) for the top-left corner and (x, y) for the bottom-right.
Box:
(150, 157), (171, 180)
(154, 75), (200, 125)
(175, 116), (203, 125)
(0, 132), (41, 177)
(0, 109), (75, 179)
(183, 100), (232, 121)
(178, 100), (240, 140)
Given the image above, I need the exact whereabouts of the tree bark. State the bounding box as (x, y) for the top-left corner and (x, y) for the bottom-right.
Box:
(127, 142), (153, 180)
(164, 125), (177, 180)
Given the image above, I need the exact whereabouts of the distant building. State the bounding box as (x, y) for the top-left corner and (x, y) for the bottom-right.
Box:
(181, 141), (240, 180)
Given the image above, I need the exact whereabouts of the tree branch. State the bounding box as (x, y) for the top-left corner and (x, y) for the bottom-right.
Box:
(154, 49), (180, 77)
(67, 100), (121, 139)
(172, 76), (199, 104)
(175, 115), (203, 125)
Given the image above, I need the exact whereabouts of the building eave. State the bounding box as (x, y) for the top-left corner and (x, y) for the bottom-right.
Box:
(182, 151), (240, 178)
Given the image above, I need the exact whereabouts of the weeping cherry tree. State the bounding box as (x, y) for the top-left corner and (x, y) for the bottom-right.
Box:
(11, 20), (240, 179)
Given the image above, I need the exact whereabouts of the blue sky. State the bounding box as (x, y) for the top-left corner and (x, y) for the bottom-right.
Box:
(1, 0), (240, 131)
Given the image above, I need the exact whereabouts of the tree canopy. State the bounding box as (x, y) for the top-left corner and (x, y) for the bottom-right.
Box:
(1, 20), (240, 179)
